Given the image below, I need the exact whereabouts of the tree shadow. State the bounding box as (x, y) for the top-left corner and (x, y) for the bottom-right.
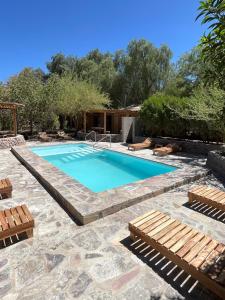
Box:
(121, 236), (218, 300)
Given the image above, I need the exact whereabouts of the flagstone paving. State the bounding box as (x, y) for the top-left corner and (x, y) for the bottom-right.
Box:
(0, 143), (225, 300)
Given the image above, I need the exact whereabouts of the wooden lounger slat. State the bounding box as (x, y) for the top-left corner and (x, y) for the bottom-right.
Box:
(183, 236), (212, 263)
(190, 240), (219, 269)
(0, 205), (34, 241)
(218, 196), (225, 204)
(4, 209), (16, 228)
(132, 211), (162, 228)
(189, 185), (225, 213)
(147, 218), (176, 238)
(194, 187), (212, 197)
(189, 186), (205, 194)
(142, 215), (170, 234)
(158, 223), (186, 245)
(129, 210), (225, 299)
(152, 220), (181, 241)
(169, 229), (198, 253)
(216, 196), (225, 204)
(21, 204), (34, 224)
(15, 206), (28, 224)
(129, 210), (156, 226)
(10, 207), (22, 226)
(210, 191), (225, 201)
(176, 233), (205, 258)
(0, 211), (9, 230)
(0, 178), (12, 199)
(163, 226), (192, 249)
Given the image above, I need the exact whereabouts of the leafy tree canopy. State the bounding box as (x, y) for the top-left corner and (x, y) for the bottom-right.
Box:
(197, 0), (225, 86)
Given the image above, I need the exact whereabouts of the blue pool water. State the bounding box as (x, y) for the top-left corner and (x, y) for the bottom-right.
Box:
(31, 143), (177, 193)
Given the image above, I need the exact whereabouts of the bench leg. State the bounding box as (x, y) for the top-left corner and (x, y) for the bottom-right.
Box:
(6, 191), (12, 198)
(26, 228), (33, 238)
(0, 190), (12, 199)
(130, 232), (136, 241)
(188, 193), (195, 204)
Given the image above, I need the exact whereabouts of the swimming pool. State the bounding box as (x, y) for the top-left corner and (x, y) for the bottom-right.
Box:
(31, 143), (177, 193)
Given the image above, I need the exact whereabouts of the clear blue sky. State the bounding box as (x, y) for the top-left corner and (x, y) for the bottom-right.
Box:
(0, 0), (204, 82)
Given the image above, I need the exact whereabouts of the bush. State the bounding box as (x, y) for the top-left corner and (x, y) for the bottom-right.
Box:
(141, 86), (225, 142)
(140, 93), (188, 138)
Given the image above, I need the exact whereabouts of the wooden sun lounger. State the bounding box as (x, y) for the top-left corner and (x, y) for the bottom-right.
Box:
(57, 130), (71, 140)
(129, 210), (225, 300)
(153, 143), (181, 156)
(0, 178), (12, 199)
(188, 185), (225, 212)
(0, 204), (34, 241)
(128, 138), (154, 151)
(38, 132), (52, 142)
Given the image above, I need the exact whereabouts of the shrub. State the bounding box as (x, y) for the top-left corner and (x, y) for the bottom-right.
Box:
(140, 93), (188, 138)
(141, 86), (225, 142)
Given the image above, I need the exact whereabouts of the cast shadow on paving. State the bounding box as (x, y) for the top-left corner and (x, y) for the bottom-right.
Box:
(183, 201), (225, 224)
(120, 236), (215, 300)
(0, 232), (29, 249)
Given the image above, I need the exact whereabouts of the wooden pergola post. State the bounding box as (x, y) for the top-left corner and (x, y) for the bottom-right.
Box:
(83, 112), (87, 133)
(0, 102), (24, 136)
(13, 108), (17, 136)
(103, 111), (106, 134)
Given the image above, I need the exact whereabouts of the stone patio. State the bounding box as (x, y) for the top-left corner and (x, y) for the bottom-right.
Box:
(0, 142), (225, 299)
(12, 142), (210, 224)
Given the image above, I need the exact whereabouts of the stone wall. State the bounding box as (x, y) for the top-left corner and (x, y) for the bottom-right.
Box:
(0, 135), (26, 149)
(207, 150), (225, 179)
(77, 131), (122, 143)
(133, 136), (224, 155)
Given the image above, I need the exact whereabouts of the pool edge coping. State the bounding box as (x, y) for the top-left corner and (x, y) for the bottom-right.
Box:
(11, 144), (211, 225)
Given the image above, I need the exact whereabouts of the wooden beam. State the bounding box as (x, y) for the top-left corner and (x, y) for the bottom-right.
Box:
(83, 112), (86, 133)
(103, 111), (106, 134)
(13, 108), (17, 136)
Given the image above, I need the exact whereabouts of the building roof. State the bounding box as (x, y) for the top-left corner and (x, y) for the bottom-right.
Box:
(0, 102), (25, 110)
(87, 105), (140, 115)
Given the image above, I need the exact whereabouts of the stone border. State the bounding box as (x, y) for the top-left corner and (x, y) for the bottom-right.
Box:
(207, 150), (225, 180)
(0, 134), (25, 149)
(12, 143), (210, 224)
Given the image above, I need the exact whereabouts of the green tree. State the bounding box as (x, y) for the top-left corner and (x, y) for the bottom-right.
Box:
(112, 40), (172, 106)
(178, 85), (225, 141)
(197, 0), (225, 87)
(52, 74), (110, 129)
(6, 68), (45, 133)
(47, 53), (79, 78)
(141, 93), (188, 137)
(47, 51), (116, 95)
(164, 48), (215, 97)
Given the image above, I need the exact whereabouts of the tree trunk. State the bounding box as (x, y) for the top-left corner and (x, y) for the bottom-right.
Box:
(30, 119), (33, 134)
(59, 115), (65, 130)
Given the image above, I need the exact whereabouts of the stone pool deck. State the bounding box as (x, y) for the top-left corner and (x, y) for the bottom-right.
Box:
(12, 142), (210, 224)
(0, 142), (225, 299)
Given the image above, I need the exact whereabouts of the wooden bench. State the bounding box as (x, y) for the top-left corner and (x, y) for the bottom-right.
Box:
(0, 205), (34, 241)
(0, 178), (12, 199)
(188, 185), (225, 212)
(129, 210), (225, 300)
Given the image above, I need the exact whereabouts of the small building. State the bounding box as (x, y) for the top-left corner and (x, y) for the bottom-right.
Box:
(80, 106), (141, 143)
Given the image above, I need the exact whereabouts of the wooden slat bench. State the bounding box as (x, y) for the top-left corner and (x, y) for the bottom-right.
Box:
(129, 210), (225, 300)
(0, 178), (12, 199)
(188, 185), (225, 212)
(0, 204), (34, 241)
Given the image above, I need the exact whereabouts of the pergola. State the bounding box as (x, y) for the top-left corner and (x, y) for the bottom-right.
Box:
(0, 102), (24, 136)
(83, 107), (140, 134)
